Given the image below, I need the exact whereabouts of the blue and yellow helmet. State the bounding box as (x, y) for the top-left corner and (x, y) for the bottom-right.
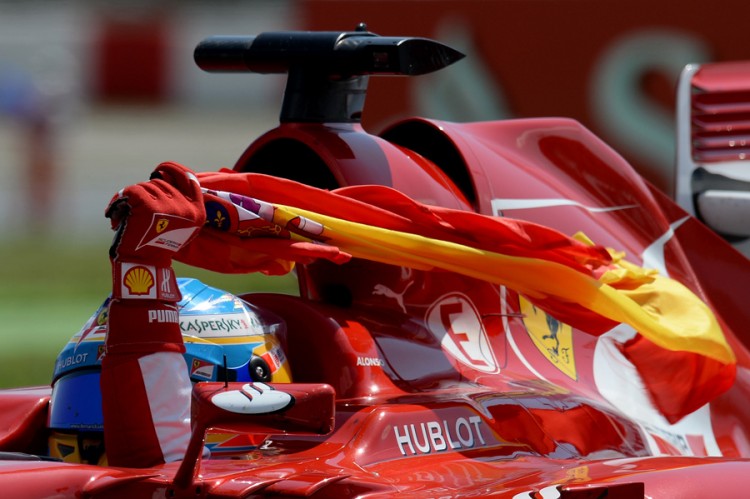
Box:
(48, 278), (291, 463)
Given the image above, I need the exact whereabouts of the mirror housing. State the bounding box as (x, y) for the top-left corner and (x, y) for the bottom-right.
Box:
(173, 382), (335, 488)
(675, 61), (750, 244)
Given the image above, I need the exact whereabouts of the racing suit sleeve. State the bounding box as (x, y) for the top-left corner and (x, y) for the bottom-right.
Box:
(100, 162), (205, 467)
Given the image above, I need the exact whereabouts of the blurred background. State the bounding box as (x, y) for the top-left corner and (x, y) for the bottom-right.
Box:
(2, 0), (749, 387)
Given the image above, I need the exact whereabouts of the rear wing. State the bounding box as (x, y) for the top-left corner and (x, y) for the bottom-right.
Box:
(675, 61), (750, 243)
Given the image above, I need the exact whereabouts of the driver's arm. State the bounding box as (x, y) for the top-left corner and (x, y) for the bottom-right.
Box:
(100, 162), (205, 467)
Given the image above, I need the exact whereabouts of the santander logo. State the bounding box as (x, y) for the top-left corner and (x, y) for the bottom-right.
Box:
(211, 383), (294, 414)
(425, 293), (498, 374)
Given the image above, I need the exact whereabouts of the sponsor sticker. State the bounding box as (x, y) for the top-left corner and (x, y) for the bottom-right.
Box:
(425, 293), (498, 373)
(122, 264), (156, 298)
(191, 358), (215, 380)
(136, 213), (199, 252)
(211, 383), (294, 414)
(180, 313), (259, 337)
(148, 308), (179, 324)
(117, 263), (179, 301)
(74, 300), (110, 349)
(519, 296), (577, 380)
(393, 415), (487, 456)
(262, 347), (286, 371)
(55, 352), (90, 372)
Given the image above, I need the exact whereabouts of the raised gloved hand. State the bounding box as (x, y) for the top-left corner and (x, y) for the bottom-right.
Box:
(102, 162), (205, 467)
(105, 161), (206, 302)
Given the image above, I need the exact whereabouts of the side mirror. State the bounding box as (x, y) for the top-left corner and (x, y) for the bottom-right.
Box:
(675, 61), (750, 242)
(173, 382), (335, 488)
(696, 189), (750, 238)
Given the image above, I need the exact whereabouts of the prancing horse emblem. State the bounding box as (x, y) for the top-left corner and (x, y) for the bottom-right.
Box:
(519, 296), (577, 380)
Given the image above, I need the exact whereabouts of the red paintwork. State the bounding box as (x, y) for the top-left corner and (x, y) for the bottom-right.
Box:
(3, 85), (750, 498)
(692, 61), (750, 92)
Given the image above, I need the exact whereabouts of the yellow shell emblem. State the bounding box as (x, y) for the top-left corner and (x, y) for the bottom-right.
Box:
(124, 266), (155, 295)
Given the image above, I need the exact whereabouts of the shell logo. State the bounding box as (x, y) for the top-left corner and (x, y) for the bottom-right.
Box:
(124, 266), (155, 295)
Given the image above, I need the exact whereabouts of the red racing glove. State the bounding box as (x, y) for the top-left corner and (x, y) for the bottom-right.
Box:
(104, 161), (206, 355)
(106, 161), (206, 303)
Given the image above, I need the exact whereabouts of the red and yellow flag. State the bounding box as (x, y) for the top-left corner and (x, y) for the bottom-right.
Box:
(175, 169), (736, 421)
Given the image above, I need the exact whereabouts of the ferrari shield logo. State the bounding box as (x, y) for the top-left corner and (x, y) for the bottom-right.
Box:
(156, 218), (169, 233)
(519, 296), (577, 380)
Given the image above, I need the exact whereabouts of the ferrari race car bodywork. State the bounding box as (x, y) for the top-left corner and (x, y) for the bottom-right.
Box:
(2, 28), (750, 498)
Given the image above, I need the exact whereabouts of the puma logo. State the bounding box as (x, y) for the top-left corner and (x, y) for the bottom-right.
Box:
(373, 281), (414, 313)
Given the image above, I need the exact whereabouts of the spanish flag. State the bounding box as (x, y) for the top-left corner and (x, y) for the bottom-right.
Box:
(176, 169), (736, 422)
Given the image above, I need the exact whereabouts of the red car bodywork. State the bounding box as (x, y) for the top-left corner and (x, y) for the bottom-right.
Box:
(2, 30), (750, 498)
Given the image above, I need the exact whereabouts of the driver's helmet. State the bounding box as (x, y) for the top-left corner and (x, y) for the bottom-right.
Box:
(47, 278), (291, 465)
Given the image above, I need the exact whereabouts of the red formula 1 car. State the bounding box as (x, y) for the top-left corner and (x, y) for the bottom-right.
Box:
(2, 27), (750, 498)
